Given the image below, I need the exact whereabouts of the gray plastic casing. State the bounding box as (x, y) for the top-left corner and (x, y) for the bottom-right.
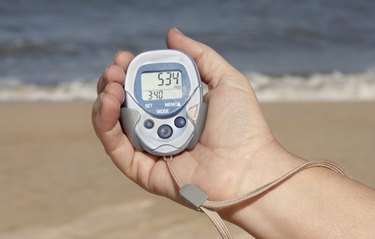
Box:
(120, 50), (207, 156)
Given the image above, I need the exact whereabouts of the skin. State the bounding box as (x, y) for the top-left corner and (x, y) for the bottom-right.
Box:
(92, 28), (375, 238)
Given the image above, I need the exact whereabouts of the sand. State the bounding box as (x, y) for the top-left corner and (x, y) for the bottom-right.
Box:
(0, 102), (374, 239)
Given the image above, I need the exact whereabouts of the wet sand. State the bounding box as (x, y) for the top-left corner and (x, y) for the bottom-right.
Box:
(0, 102), (374, 238)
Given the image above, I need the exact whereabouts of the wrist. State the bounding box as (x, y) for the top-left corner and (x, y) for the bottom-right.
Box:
(218, 142), (305, 224)
(219, 149), (357, 238)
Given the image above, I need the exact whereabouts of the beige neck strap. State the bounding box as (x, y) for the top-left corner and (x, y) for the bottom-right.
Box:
(165, 157), (351, 239)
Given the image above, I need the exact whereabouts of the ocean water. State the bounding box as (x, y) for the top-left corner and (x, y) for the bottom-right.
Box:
(0, 0), (375, 101)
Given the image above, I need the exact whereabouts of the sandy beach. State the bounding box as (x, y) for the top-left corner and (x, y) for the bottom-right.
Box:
(0, 101), (374, 239)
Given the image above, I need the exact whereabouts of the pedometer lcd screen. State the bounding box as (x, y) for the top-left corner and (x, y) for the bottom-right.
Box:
(141, 70), (183, 101)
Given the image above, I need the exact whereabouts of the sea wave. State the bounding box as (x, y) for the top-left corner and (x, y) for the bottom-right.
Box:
(0, 80), (97, 102)
(1, 70), (375, 102)
(248, 69), (375, 101)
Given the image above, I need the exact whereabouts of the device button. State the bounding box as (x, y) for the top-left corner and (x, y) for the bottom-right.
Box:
(174, 116), (186, 128)
(157, 124), (173, 139)
(144, 119), (154, 129)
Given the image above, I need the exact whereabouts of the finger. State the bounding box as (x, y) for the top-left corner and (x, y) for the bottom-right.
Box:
(166, 28), (248, 89)
(92, 79), (137, 179)
(97, 51), (133, 95)
(92, 84), (136, 169)
(114, 51), (134, 70)
(93, 82), (124, 137)
(97, 64), (125, 95)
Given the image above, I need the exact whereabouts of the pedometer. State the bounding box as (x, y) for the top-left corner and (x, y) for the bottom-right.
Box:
(120, 50), (207, 156)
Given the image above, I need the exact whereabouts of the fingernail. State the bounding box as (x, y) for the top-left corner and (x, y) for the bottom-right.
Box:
(104, 64), (111, 73)
(113, 50), (123, 63)
(173, 27), (184, 35)
(104, 64), (115, 76)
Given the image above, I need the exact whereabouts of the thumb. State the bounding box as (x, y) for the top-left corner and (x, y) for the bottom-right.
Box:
(166, 28), (248, 90)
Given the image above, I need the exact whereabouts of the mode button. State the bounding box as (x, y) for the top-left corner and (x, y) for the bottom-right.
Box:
(157, 124), (173, 139)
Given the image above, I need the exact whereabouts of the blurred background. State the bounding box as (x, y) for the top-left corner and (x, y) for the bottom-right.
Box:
(0, 1), (374, 239)
(1, 0), (375, 101)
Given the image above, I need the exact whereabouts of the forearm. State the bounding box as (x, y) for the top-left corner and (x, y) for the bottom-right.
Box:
(227, 158), (375, 238)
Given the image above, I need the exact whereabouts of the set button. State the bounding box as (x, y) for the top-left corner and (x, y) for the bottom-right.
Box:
(144, 119), (154, 129)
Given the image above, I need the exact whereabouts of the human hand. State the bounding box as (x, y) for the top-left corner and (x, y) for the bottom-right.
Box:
(92, 28), (303, 219)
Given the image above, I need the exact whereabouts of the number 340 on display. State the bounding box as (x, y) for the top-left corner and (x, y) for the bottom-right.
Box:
(147, 90), (164, 100)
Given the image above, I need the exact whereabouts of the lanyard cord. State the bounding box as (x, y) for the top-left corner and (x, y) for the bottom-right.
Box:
(165, 156), (351, 239)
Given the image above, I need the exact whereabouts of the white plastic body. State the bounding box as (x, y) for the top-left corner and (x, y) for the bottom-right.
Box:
(121, 50), (207, 156)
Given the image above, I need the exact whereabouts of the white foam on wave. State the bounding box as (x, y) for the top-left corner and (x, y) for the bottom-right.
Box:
(248, 69), (375, 101)
(0, 70), (375, 102)
(0, 79), (98, 102)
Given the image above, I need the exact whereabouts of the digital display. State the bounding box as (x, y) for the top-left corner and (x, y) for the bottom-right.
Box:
(141, 71), (183, 101)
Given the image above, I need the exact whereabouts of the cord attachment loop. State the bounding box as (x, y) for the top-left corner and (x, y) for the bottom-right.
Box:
(180, 184), (208, 210)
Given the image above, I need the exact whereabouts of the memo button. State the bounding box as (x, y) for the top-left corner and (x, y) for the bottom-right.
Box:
(157, 124), (173, 139)
(174, 116), (186, 128)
